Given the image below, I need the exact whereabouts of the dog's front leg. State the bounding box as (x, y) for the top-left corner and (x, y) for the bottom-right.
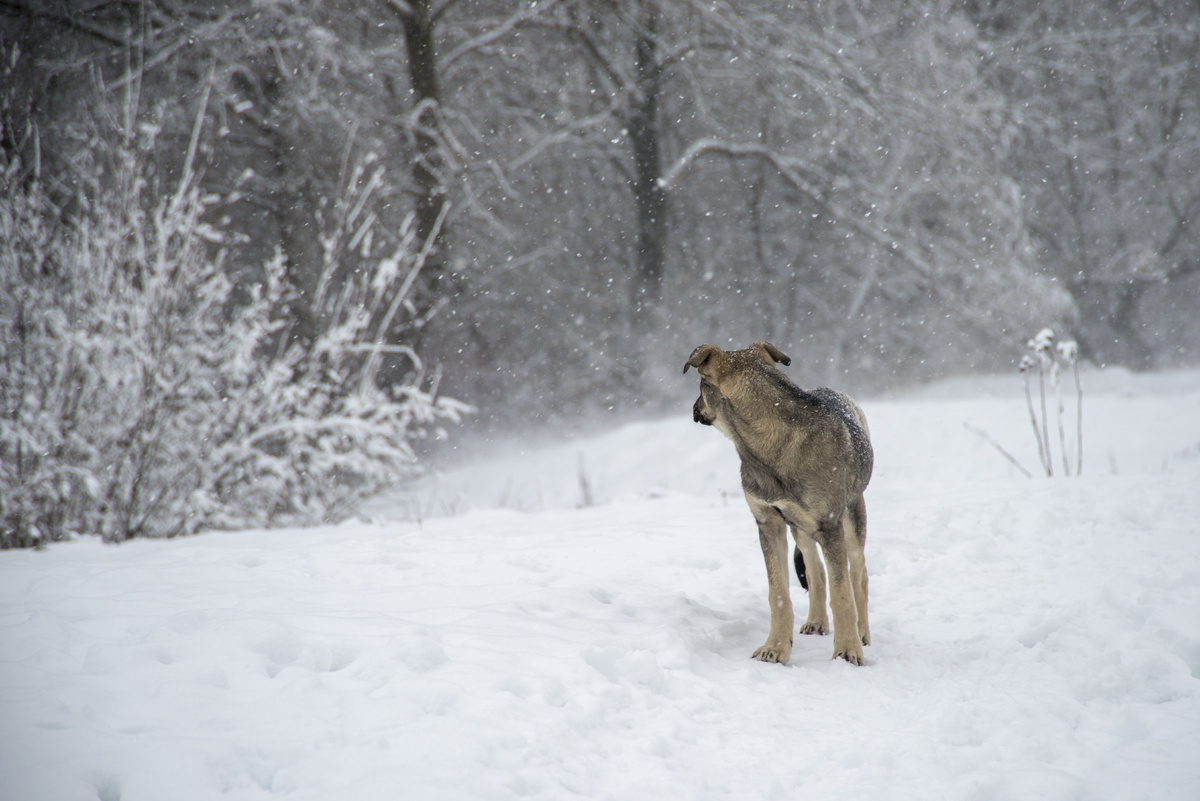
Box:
(750, 505), (793, 664)
(817, 519), (864, 665)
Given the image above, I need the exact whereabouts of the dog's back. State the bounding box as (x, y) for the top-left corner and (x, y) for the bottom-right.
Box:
(723, 364), (873, 514)
(807, 387), (873, 493)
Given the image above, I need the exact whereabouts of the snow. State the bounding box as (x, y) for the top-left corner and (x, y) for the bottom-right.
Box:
(3, 367), (1200, 801)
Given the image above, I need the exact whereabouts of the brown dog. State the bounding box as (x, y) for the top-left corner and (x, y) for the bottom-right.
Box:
(684, 342), (873, 665)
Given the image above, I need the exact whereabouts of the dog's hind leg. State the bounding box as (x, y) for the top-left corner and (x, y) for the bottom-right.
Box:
(748, 500), (794, 664)
(792, 529), (829, 636)
(845, 494), (870, 646)
(816, 517), (864, 665)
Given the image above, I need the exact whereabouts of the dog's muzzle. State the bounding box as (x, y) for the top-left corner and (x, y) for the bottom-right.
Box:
(693, 398), (713, 426)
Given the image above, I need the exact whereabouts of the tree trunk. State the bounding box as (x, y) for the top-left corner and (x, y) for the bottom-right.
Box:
(380, 0), (454, 383)
(394, 0), (452, 317)
(626, 4), (666, 334)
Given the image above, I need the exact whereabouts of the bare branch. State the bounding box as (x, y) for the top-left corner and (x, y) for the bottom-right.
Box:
(659, 139), (933, 279)
(441, 0), (565, 71)
(0, 0), (127, 47)
(509, 104), (620, 172)
(963, 423), (1033, 479)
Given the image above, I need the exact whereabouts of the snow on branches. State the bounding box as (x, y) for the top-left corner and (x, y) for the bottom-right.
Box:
(1, 146), (467, 548)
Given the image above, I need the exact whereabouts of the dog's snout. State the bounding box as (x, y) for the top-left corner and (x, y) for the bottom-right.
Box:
(693, 397), (712, 425)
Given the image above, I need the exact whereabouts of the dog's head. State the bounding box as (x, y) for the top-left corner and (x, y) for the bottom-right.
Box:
(683, 342), (791, 427)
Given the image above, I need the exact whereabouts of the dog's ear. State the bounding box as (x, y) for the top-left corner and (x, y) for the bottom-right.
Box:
(752, 341), (792, 367)
(684, 344), (721, 374)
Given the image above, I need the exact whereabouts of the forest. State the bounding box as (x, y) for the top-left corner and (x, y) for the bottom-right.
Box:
(2, 0), (1198, 545)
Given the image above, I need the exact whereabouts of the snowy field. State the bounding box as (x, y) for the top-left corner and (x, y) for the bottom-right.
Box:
(3, 366), (1200, 801)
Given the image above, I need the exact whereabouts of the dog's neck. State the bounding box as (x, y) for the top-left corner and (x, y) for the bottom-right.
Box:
(720, 369), (817, 454)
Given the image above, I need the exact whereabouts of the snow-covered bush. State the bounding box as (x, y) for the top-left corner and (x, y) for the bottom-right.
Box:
(1, 141), (467, 548)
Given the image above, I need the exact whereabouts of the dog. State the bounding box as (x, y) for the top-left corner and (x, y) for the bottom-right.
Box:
(684, 342), (873, 665)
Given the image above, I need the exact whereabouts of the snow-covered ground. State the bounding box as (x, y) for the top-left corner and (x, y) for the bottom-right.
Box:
(3, 367), (1200, 801)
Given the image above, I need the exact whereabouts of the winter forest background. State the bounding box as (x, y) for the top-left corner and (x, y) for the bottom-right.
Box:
(2, 0), (1198, 547)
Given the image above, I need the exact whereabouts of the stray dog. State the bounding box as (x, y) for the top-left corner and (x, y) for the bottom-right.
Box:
(685, 342), (873, 665)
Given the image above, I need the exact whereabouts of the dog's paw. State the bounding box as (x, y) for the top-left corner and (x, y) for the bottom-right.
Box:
(798, 620), (829, 636)
(832, 644), (865, 666)
(751, 644), (791, 664)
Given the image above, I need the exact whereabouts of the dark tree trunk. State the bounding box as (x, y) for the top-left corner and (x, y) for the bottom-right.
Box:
(400, 0), (449, 280)
(381, 0), (455, 383)
(626, 5), (666, 333)
(392, 0), (453, 321)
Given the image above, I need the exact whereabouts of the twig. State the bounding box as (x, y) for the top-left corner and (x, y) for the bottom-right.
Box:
(172, 67), (213, 215)
(1022, 373), (1050, 475)
(1074, 361), (1083, 475)
(963, 423), (1033, 478)
(1054, 362), (1070, 476)
(1037, 365), (1052, 476)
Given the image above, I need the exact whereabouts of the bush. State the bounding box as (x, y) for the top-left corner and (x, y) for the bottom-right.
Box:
(0, 142), (467, 548)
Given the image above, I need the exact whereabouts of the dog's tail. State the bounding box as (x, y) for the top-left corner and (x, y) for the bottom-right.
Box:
(793, 546), (808, 591)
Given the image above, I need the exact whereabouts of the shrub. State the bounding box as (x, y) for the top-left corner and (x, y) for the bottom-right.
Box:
(1, 140), (466, 547)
